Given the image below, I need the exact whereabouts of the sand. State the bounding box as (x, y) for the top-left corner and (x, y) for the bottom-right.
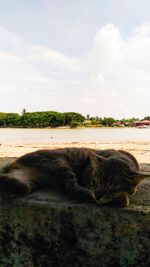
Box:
(0, 141), (150, 163)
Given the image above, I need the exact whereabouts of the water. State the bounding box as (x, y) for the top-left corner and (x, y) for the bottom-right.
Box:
(0, 128), (150, 145)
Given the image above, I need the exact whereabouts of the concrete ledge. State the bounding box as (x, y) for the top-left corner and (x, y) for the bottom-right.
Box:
(0, 159), (150, 267)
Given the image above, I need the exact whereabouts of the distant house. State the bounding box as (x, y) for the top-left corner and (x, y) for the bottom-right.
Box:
(133, 120), (150, 127)
(124, 122), (130, 127)
(113, 120), (150, 128)
(141, 120), (150, 125)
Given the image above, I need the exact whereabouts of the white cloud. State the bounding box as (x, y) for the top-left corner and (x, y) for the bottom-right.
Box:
(1, 22), (150, 118)
(28, 46), (84, 72)
(83, 22), (150, 118)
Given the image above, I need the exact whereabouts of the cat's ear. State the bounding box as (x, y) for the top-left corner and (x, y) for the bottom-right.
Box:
(90, 151), (106, 164)
(130, 171), (150, 184)
(96, 154), (106, 164)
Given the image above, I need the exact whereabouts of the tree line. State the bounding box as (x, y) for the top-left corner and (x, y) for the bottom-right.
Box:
(0, 111), (149, 128)
(0, 111), (85, 128)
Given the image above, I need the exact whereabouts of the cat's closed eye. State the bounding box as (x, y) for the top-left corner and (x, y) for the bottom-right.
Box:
(126, 186), (136, 195)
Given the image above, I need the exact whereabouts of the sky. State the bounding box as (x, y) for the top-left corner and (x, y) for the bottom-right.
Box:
(1, 0), (150, 119)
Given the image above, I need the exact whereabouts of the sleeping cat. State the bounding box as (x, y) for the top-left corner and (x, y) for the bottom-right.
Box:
(0, 147), (149, 207)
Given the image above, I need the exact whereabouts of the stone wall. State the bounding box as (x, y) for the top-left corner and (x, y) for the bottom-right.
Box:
(0, 160), (149, 267)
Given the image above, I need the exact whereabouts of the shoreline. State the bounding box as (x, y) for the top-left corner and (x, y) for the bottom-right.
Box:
(1, 141), (150, 163)
(0, 126), (142, 129)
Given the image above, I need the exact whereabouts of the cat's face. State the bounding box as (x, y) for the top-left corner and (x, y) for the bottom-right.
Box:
(95, 157), (150, 205)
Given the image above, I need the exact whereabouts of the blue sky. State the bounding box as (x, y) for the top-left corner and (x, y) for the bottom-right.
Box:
(1, 0), (150, 118)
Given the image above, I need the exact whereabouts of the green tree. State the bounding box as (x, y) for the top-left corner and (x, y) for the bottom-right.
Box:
(90, 116), (103, 126)
(22, 108), (26, 115)
(0, 113), (7, 126)
(45, 112), (65, 127)
(20, 111), (65, 128)
(143, 116), (150, 120)
(69, 120), (79, 128)
(64, 112), (85, 126)
(102, 117), (115, 127)
(5, 113), (21, 127)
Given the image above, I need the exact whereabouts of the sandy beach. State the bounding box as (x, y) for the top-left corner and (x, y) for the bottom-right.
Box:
(0, 141), (150, 163)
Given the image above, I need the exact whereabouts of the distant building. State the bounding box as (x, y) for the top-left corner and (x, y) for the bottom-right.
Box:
(133, 120), (150, 127)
